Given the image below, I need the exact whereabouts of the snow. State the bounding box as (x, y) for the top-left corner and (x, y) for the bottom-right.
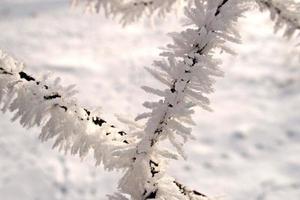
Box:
(0, 0), (299, 199)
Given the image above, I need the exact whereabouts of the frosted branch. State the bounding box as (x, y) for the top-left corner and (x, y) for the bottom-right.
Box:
(0, 51), (135, 170)
(71, 0), (187, 25)
(256, 0), (300, 38)
(117, 0), (182, 25)
(173, 180), (208, 199)
(118, 0), (251, 199)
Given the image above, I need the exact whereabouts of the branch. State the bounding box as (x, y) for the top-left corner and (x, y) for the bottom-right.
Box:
(71, 0), (123, 14)
(0, 50), (210, 199)
(0, 50), (134, 170)
(256, 0), (300, 38)
(118, 0), (250, 199)
(118, 0), (181, 25)
(71, 0), (187, 25)
(173, 180), (208, 199)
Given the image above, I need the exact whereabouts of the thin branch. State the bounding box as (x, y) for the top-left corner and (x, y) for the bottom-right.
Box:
(118, 0), (250, 199)
(256, 0), (300, 37)
(173, 180), (208, 199)
(0, 51), (133, 169)
(71, 0), (186, 25)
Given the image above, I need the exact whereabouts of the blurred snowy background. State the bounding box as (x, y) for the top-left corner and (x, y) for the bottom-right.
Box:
(0, 0), (300, 200)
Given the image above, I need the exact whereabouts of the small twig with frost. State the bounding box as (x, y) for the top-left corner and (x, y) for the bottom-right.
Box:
(117, 0), (251, 199)
(0, 51), (134, 169)
(72, 0), (187, 25)
(256, 0), (300, 38)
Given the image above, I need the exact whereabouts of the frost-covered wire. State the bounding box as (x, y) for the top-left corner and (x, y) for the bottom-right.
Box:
(0, 50), (135, 170)
(256, 0), (300, 38)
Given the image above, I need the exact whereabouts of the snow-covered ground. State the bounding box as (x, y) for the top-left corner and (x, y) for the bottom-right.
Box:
(0, 0), (299, 200)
